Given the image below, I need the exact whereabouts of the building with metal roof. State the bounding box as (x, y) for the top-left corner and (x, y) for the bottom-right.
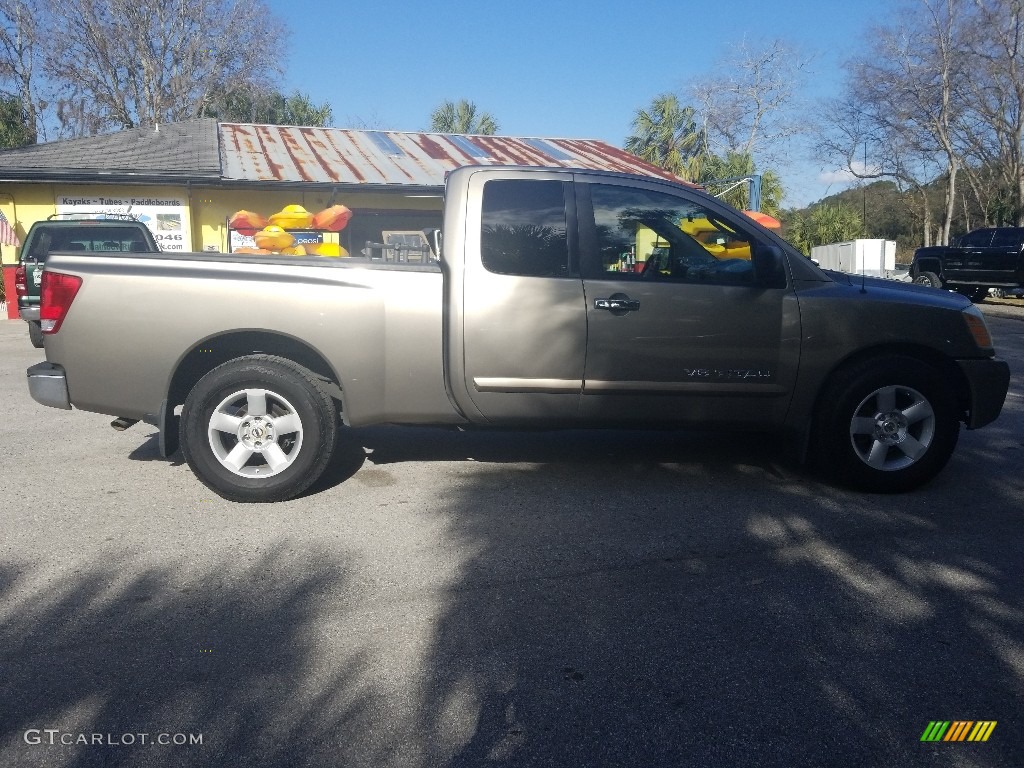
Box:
(1, 119), (682, 317)
(0, 118), (679, 188)
(218, 123), (679, 189)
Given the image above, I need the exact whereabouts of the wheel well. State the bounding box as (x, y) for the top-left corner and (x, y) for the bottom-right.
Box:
(814, 344), (971, 423)
(167, 331), (344, 414)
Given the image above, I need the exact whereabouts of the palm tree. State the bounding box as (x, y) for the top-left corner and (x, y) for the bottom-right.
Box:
(699, 151), (784, 217)
(781, 204), (863, 255)
(808, 203), (862, 245)
(207, 88), (333, 127)
(430, 100), (499, 134)
(625, 94), (705, 181)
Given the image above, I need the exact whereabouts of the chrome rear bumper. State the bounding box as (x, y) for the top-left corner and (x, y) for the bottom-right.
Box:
(27, 362), (71, 410)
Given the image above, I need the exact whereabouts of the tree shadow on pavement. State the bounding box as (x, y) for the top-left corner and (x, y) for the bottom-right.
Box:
(4, 368), (1021, 767)
(0, 547), (411, 768)
(403, 413), (1024, 766)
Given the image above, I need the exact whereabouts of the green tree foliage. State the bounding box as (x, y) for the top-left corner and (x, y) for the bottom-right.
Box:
(786, 179), (969, 262)
(782, 203), (863, 255)
(625, 93), (705, 182)
(625, 95), (786, 212)
(0, 94), (33, 147)
(429, 100), (498, 135)
(206, 89), (333, 127)
(699, 151), (784, 217)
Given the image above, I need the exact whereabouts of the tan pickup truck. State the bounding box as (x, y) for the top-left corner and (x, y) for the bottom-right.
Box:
(27, 166), (1011, 502)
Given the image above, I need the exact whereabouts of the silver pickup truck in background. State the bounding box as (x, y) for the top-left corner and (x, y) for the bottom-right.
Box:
(27, 166), (1011, 502)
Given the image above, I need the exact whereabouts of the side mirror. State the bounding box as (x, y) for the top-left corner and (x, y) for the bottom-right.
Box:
(751, 244), (787, 289)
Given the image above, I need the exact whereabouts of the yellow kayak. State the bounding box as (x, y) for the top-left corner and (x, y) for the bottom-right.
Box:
(253, 225), (295, 251)
(269, 204), (313, 229)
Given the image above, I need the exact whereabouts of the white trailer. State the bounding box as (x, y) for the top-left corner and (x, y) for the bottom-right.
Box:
(810, 239), (900, 279)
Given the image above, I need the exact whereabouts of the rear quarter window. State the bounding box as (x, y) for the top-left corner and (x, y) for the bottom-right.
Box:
(480, 179), (570, 277)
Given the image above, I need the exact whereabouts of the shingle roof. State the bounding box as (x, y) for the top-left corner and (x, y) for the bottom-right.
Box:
(0, 119), (683, 188)
(0, 118), (221, 181)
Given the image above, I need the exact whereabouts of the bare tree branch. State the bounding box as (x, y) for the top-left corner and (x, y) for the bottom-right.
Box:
(43, 0), (286, 135)
(0, 0), (43, 142)
(690, 38), (814, 166)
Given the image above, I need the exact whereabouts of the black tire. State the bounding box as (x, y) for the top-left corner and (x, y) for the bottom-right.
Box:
(812, 356), (960, 493)
(913, 271), (942, 288)
(955, 286), (988, 303)
(180, 355), (338, 502)
(28, 321), (44, 348)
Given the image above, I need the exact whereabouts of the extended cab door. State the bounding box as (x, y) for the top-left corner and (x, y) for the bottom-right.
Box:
(574, 176), (802, 428)
(452, 169), (587, 423)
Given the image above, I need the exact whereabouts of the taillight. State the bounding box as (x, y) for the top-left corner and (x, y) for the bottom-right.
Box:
(14, 264), (27, 297)
(40, 272), (83, 334)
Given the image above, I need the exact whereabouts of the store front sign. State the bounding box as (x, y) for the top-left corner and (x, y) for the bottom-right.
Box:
(56, 193), (192, 252)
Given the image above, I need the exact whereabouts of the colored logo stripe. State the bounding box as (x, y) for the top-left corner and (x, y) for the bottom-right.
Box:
(921, 721), (996, 742)
(968, 722), (997, 742)
(944, 721), (973, 741)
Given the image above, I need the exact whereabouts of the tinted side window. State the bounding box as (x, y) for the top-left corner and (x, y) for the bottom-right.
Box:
(959, 230), (994, 248)
(587, 184), (755, 286)
(481, 180), (569, 277)
(989, 228), (1024, 249)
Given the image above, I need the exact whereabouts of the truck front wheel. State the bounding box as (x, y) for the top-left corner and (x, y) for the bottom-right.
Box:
(913, 271), (942, 289)
(813, 357), (960, 493)
(180, 355), (338, 502)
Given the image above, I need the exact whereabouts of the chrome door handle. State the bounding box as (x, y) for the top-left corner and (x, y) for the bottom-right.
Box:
(595, 297), (640, 312)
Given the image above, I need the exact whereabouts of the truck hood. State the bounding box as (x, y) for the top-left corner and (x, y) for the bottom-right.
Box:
(820, 269), (971, 308)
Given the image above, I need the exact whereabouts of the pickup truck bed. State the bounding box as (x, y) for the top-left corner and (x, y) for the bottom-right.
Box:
(35, 251), (457, 429)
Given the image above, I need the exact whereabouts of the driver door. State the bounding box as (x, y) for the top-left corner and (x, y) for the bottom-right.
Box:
(575, 176), (801, 428)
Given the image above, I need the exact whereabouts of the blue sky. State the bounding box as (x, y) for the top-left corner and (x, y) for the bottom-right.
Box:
(266, 0), (893, 208)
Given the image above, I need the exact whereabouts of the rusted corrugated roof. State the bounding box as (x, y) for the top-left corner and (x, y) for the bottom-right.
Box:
(219, 124), (683, 187)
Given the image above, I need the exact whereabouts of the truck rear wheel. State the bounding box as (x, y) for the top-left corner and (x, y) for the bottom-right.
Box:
(955, 286), (988, 302)
(180, 355), (337, 502)
(28, 321), (44, 348)
(813, 356), (959, 493)
(913, 271), (942, 289)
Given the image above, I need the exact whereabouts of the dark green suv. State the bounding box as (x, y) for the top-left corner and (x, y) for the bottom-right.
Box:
(16, 216), (159, 347)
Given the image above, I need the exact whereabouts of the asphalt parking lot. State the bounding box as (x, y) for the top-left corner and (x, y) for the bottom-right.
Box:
(1, 310), (1022, 768)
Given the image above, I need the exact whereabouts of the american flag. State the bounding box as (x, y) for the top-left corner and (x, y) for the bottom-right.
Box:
(0, 210), (19, 247)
